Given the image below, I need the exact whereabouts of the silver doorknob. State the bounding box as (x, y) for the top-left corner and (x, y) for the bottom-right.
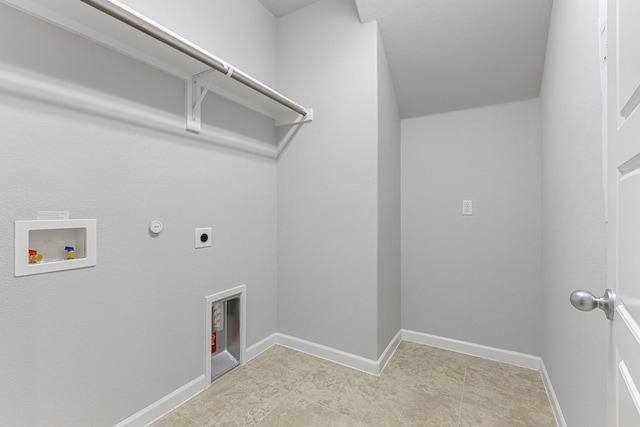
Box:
(570, 289), (615, 320)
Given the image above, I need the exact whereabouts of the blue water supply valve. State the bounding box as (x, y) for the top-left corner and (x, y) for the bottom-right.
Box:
(65, 246), (76, 260)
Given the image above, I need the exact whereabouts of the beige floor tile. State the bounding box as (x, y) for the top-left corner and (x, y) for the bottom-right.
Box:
(463, 364), (556, 426)
(257, 394), (360, 427)
(151, 342), (558, 427)
(380, 341), (467, 401)
(391, 341), (476, 370)
(295, 360), (380, 421)
(361, 381), (460, 427)
(174, 368), (289, 426)
(465, 357), (543, 386)
(459, 402), (529, 427)
(509, 407), (557, 427)
(464, 363), (547, 399)
(149, 411), (199, 427)
(244, 345), (323, 390)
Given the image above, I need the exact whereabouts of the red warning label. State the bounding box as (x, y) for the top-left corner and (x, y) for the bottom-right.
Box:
(211, 331), (217, 354)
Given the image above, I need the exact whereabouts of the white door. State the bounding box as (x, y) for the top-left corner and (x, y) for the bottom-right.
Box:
(606, 0), (640, 424)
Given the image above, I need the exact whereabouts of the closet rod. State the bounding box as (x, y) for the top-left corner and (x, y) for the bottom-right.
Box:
(80, 0), (309, 117)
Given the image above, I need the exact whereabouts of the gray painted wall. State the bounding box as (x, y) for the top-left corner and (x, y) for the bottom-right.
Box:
(276, 0), (381, 360)
(0, 0), (610, 424)
(402, 99), (542, 355)
(376, 30), (402, 357)
(0, 3), (278, 426)
(121, 0), (278, 87)
(540, 0), (608, 425)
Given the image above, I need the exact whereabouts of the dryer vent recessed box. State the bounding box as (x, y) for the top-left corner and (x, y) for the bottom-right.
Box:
(15, 219), (97, 277)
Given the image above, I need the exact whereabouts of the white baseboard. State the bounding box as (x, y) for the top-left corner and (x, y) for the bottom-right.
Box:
(246, 333), (278, 362)
(246, 331), (403, 376)
(377, 330), (402, 374)
(275, 333), (381, 375)
(114, 375), (207, 427)
(539, 358), (567, 427)
(401, 329), (541, 370)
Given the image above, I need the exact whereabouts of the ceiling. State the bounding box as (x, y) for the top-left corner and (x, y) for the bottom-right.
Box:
(257, 0), (322, 18)
(259, 0), (553, 119)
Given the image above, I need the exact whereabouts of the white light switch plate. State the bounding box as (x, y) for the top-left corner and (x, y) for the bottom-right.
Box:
(462, 200), (473, 216)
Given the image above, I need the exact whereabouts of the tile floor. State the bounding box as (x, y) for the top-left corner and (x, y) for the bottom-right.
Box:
(151, 341), (557, 426)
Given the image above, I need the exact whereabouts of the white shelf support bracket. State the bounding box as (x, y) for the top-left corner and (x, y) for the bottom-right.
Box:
(275, 108), (314, 127)
(186, 75), (202, 133)
(186, 65), (312, 132)
(186, 67), (232, 133)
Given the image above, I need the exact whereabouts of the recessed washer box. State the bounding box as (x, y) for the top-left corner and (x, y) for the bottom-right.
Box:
(15, 219), (97, 277)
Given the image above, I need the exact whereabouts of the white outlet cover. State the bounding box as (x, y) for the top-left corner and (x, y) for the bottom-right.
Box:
(195, 227), (212, 248)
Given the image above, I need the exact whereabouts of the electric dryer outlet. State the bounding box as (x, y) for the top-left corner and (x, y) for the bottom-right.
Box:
(195, 227), (212, 248)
